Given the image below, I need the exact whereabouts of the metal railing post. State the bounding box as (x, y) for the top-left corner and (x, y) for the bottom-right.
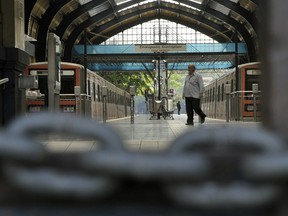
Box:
(225, 84), (231, 122)
(252, 84), (259, 122)
(74, 86), (80, 116)
(102, 86), (108, 124)
(130, 86), (135, 124)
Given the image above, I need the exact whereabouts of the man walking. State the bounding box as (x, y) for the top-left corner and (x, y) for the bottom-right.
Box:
(182, 64), (206, 125)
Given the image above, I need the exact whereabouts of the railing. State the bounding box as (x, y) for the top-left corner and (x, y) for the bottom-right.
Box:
(229, 90), (262, 121)
(26, 94), (92, 116)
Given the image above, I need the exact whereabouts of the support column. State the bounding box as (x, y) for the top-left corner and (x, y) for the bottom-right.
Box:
(0, 0), (29, 126)
(262, 1), (288, 142)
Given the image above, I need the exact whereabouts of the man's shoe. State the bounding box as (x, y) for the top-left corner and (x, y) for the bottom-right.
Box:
(185, 123), (194, 126)
(200, 116), (206, 124)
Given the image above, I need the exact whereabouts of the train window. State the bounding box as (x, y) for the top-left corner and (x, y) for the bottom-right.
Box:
(61, 76), (75, 94)
(210, 88), (212, 102)
(93, 83), (96, 101)
(246, 69), (261, 75)
(87, 80), (91, 96)
(110, 91), (113, 104)
(90, 81), (94, 97)
(97, 84), (101, 102)
(30, 70), (47, 75)
(221, 84), (224, 101)
(110, 90), (112, 103)
(218, 86), (221, 102)
(31, 73), (75, 95)
(37, 76), (47, 95)
(30, 69), (74, 76)
(209, 89), (212, 102)
(231, 80), (234, 92)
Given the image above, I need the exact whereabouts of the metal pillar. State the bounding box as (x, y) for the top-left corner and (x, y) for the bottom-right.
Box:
(157, 57), (161, 120)
(157, 57), (161, 100)
(102, 86), (107, 124)
(262, 0), (288, 142)
(225, 83), (231, 123)
(47, 33), (61, 113)
(84, 29), (87, 94)
(0, 0), (29, 125)
(130, 86), (135, 124)
(252, 84), (259, 122)
(234, 30), (240, 121)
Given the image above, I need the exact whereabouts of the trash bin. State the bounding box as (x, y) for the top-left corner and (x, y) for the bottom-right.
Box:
(167, 99), (173, 112)
(155, 100), (162, 113)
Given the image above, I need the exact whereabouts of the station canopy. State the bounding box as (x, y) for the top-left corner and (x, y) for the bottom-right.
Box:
(25, 0), (260, 78)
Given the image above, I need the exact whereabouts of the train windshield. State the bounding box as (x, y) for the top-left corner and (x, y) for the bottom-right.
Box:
(29, 69), (75, 94)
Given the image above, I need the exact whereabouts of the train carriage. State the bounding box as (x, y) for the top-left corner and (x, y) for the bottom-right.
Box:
(25, 62), (130, 121)
(202, 62), (261, 121)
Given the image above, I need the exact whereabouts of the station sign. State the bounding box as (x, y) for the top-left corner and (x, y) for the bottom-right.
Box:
(135, 44), (186, 52)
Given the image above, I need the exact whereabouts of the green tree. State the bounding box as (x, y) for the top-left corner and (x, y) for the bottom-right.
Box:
(167, 72), (185, 101)
(97, 72), (154, 96)
(97, 70), (185, 100)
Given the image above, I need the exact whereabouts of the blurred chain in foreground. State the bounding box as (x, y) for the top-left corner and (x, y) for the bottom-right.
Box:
(1, 113), (288, 215)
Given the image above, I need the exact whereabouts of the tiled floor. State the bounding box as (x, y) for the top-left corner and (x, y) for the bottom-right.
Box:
(42, 114), (261, 152)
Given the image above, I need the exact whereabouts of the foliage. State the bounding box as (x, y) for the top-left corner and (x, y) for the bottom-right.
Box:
(167, 72), (186, 101)
(97, 70), (185, 99)
(97, 72), (154, 95)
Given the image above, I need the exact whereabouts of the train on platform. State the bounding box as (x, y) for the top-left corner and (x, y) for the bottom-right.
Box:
(202, 62), (261, 121)
(25, 62), (130, 121)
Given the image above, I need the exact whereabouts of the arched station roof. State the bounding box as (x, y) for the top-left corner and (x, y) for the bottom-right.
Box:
(25, 0), (260, 63)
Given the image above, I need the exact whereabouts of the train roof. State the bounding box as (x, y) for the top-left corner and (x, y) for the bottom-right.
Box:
(238, 62), (261, 68)
(28, 61), (84, 68)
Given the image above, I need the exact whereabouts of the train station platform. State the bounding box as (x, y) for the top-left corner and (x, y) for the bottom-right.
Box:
(42, 114), (261, 153)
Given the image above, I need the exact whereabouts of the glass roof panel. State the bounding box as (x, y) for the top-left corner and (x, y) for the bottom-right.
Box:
(101, 19), (218, 45)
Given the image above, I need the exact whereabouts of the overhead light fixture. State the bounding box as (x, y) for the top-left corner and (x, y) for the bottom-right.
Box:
(78, 0), (93, 6)
(229, 0), (239, 3)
